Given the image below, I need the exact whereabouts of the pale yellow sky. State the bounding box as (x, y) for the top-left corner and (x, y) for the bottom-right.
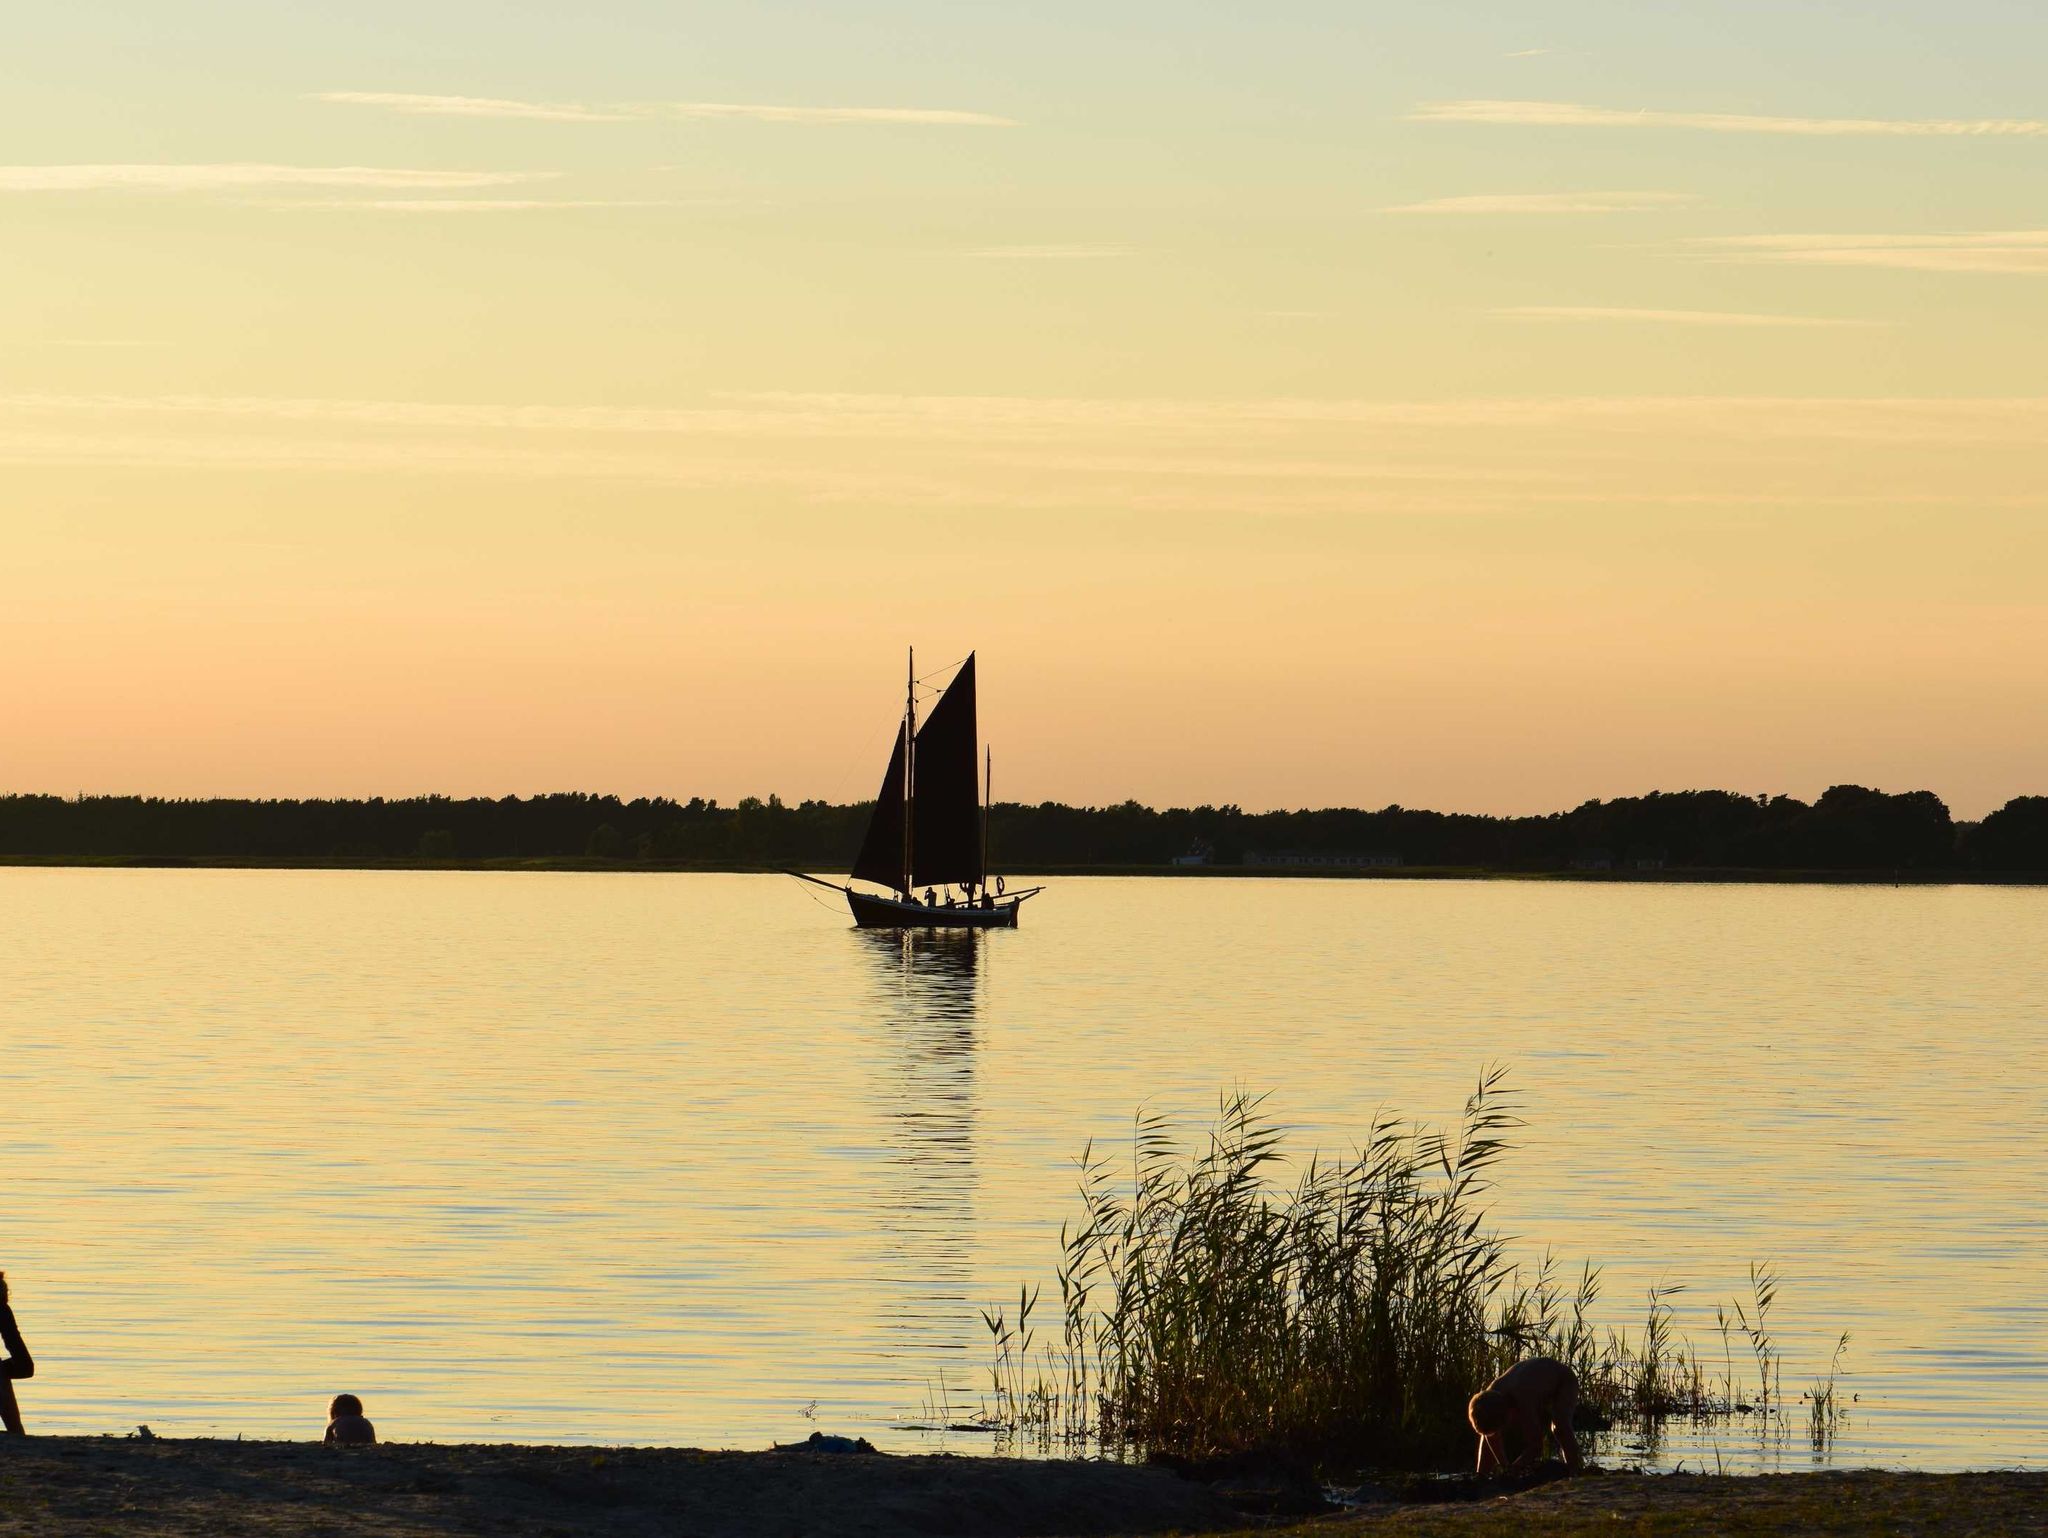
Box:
(4, 3), (2045, 816)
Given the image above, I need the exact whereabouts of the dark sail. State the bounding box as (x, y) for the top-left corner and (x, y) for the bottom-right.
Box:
(911, 654), (982, 887)
(850, 722), (908, 890)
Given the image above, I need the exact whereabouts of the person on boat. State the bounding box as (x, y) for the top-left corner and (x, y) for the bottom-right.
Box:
(1468, 1357), (1582, 1474)
(0, 1271), (34, 1435)
(323, 1392), (377, 1446)
(924, 888), (937, 906)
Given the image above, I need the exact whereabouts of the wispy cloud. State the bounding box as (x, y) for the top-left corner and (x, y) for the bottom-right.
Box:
(1411, 99), (2048, 136)
(1697, 230), (2048, 276)
(1384, 191), (1697, 214)
(0, 164), (549, 192)
(10, 392), (2047, 517)
(19, 338), (164, 350)
(1495, 305), (1877, 328)
(315, 91), (1018, 127)
(16, 389), (2045, 443)
(1505, 49), (1551, 59)
(668, 102), (1016, 126)
(964, 244), (1131, 259)
(314, 91), (632, 123)
(269, 198), (681, 213)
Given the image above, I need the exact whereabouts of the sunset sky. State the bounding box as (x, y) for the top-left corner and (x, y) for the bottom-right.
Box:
(5, 1), (2046, 816)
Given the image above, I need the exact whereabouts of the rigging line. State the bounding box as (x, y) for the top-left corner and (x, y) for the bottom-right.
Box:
(798, 881), (842, 913)
(913, 655), (970, 687)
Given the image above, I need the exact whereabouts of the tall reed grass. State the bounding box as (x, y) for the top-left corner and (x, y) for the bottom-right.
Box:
(982, 1071), (1809, 1469)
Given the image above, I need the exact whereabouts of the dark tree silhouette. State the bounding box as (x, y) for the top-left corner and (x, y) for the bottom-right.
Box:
(1968, 796), (2048, 872)
(0, 783), (2022, 874)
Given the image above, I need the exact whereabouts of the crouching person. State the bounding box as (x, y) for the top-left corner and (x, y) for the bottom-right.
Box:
(1468, 1356), (1582, 1475)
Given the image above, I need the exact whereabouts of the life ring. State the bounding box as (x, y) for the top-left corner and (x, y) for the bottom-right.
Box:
(995, 875), (1006, 896)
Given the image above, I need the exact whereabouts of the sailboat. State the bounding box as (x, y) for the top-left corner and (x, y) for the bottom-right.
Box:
(789, 651), (1042, 928)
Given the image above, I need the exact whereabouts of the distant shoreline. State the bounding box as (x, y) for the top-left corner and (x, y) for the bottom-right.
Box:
(2, 854), (2043, 884)
(8, 787), (2041, 878)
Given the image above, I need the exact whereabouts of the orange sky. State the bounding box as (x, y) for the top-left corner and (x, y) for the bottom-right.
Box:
(5, 5), (2046, 817)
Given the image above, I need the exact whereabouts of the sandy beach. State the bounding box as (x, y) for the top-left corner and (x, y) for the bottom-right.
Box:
(0, 1438), (1243, 1538)
(1, 1440), (2041, 1538)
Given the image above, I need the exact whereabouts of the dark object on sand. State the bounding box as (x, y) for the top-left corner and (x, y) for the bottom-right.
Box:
(773, 1432), (880, 1455)
(1145, 1448), (1332, 1518)
(1386, 1460), (1577, 1504)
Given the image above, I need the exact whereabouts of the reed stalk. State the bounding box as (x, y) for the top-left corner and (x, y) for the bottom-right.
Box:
(983, 1072), (1813, 1470)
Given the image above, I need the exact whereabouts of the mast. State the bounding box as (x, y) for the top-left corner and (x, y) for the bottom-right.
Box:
(981, 745), (991, 897)
(902, 646), (916, 896)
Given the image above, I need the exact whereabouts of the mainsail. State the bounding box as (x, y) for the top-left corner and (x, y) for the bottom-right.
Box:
(911, 654), (982, 888)
(849, 721), (909, 890)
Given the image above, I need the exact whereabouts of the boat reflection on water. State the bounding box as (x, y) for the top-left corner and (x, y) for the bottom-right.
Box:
(852, 928), (984, 1382)
(858, 925), (983, 1023)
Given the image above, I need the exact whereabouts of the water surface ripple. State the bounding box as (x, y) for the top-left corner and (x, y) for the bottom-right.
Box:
(1, 870), (2041, 1470)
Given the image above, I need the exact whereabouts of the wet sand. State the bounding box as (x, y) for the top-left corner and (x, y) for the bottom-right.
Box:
(0, 1441), (2041, 1538)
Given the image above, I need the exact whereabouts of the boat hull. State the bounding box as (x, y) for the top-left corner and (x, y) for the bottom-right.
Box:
(847, 889), (1022, 929)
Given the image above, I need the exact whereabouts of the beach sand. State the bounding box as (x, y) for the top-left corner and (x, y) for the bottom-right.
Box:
(0, 1438), (1243, 1538)
(1334, 1469), (2048, 1536)
(0, 1440), (2040, 1538)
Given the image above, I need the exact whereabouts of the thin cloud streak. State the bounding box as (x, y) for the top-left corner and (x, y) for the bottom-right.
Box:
(1698, 230), (2048, 276)
(668, 102), (1016, 125)
(1384, 191), (1697, 214)
(314, 91), (630, 122)
(269, 198), (684, 213)
(0, 164), (549, 192)
(12, 390), (2048, 445)
(23, 339), (165, 350)
(316, 90), (1018, 126)
(963, 244), (1132, 259)
(1411, 99), (2048, 136)
(6, 394), (2046, 522)
(1495, 305), (1877, 328)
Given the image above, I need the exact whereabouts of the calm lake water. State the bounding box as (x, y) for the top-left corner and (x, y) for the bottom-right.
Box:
(2, 869), (2042, 1470)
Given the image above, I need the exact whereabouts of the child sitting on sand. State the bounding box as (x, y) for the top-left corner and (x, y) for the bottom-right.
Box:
(1, 1271), (34, 1436)
(324, 1393), (377, 1446)
(1468, 1356), (1582, 1475)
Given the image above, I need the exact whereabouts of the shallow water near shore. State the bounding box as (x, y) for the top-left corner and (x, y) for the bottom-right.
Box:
(2, 869), (2043, 1470)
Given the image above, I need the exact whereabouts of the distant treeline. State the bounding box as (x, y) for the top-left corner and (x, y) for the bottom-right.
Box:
(3, 786), (2046, 874)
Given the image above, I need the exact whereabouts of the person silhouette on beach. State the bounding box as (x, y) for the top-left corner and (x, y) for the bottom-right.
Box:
(324, 1393), (377, 1446)
(1, 1271), (35, 1435)
(1468, 1356), (1582, 1475)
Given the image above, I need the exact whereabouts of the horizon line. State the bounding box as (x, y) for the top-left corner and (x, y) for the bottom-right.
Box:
(0, 782), (2019, 823)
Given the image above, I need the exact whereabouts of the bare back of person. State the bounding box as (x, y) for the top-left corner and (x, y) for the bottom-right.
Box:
(324, 1394), (377, 1446)
(1468, 1356), (1582, 1474)
(325, 1413), (377, 1446)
